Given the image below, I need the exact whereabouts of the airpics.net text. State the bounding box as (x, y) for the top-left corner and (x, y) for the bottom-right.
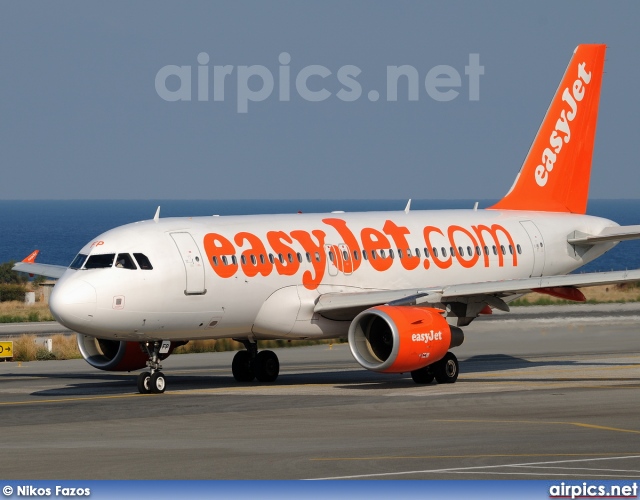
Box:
(155, 52), (484, 113)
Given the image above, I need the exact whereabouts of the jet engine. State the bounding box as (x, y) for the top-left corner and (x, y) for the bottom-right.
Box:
(76, 335), (178, 372)
(348, 306), (463, 373)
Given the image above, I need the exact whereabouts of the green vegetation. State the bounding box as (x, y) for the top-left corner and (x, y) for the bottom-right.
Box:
(7, 334), (345, 362)
(0, 284), (28, 302)
(173, 338), (345, 354)
(0, 308), (54, 323)
(0, 261), (27, 285)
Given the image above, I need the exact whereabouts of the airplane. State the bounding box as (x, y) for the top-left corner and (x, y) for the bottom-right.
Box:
(14, 44), (640, 394)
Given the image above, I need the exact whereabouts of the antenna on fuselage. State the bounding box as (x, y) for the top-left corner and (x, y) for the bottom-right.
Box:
(404, 199), (411, 214)
(154, 206), (161, 222)
(473, 202), (479, 211)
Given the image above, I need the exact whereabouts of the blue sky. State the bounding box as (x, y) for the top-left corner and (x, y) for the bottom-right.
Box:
(1, 1), (639, 200)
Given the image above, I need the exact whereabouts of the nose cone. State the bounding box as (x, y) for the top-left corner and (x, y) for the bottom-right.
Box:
(50, 279), (97, 330)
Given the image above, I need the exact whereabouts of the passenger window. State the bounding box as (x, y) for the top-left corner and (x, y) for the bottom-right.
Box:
(450, 246), (455, 256)
(372, 250), (377, 260)
(353, 250), (359, 261)
(492, 245), (497, 255)
(363, 250), (368, 261)
(259, 254), (265, 264)
(296, 252), (302, 263)
(380, 249), (386, 259)
(278, 253), (285, 264)
(269, 254), (275, 264)
(69, 253), (88, 270)
(306, 252), (311, 263)
(241, 255), (247, 265)
(250, 255), (257, 265)
(231, 255), (237, 265)
(212, 256), (219, 266)
(501, 245), (506, 255)
(115, 253), (137, 270)
(432, 247), (438, 258)
(342, 250), (349, 261)
(459, 246), (464, 257)
(315, 252), (321, 262)
(329, 251), (335, 262)
(466, 246), (472, 256)
(441, 247), (447, 258)
(483, 246), (489, 255)
(414, 248), (420, 258)
(389, 249), (395, 259)
(85, 253), (115, 269)
(398, 249), (403, 259)
(517, 244), (522, 254)
(475, 246), (481, 256)
(423, 247), (429, 258)
(287, 253), (294, 263)
(222, 256), (228, 266)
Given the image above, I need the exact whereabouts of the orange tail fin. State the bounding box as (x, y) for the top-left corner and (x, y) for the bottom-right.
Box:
(22, 250), (39, 263)
(490, 44), (606, 214)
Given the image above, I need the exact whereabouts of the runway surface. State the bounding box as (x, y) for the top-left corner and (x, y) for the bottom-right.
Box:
(1, 307), (639, 480)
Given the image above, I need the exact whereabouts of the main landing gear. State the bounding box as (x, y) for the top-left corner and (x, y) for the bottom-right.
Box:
(138, 341), (167, 394)
(232, 340), (280, 383)
(410, 352), (459, 385)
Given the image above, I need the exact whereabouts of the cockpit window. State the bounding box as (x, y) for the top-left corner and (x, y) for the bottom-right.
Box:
(133, 253), (153, 270)
(115, 253), (137, 270)
(85, 253), (115, 269)
(69, 253), (88, 270)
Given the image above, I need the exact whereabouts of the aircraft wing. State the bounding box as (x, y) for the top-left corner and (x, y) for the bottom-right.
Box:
(314, 268), (640, 322)
(568, 225), (640, 245)
(12, 262), (67, 279)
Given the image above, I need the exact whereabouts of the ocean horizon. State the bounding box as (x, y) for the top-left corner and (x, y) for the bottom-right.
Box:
(1, 199), (638, 273)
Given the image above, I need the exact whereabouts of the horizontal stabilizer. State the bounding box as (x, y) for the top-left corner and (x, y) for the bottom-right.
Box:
(568, 225), (640, 245)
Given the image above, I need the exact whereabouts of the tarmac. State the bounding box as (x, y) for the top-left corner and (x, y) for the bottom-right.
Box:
(0, 304), (639, 479)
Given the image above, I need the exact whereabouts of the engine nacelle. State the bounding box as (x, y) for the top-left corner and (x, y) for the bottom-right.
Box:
(348, 306), (464, 373)
(76, 335), (176, 372)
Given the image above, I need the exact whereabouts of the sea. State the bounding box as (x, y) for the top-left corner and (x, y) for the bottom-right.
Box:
(0, 199), (638, 274)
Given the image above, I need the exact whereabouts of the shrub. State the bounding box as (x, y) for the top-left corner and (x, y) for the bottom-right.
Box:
(0, 284), (28, 302)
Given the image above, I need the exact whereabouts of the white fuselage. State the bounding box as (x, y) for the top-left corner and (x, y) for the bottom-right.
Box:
(49, 209), (617, 342)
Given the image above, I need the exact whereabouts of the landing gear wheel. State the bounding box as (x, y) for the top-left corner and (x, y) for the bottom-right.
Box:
(433, 352), (459, 384)
(252, 350), (280, 383)
(411, 365), (435, 384)
(137, 371), (151, 394)
(232, 350), (255, 382)
(150, 371), (166, 393)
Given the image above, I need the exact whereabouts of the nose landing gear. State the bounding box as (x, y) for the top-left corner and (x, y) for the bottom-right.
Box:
(138, 341), (166, 394)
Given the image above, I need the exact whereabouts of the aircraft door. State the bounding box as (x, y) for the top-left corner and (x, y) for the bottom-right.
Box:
(520, 220), (545, 277)
(170, 232), (207, 295)
(325, 244), (339, 277)
(325, 243), (352, 277)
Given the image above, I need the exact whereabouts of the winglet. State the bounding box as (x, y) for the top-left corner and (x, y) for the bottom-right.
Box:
(490, 44), (606, 214)
(22, 250), (39, 263)
(154, 206), (161, 222)
(404, 199), (411, 214)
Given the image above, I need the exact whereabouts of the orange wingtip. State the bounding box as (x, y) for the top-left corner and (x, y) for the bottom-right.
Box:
(490, 44), (607, 214)
(22, 250), (39, 263)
